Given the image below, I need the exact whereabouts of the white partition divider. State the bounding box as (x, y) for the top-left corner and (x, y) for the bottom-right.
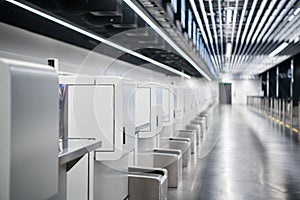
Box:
(0, 58), (59, 200)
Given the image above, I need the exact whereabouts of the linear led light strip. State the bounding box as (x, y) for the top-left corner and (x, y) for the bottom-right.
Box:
(237, 0), (268, 69)
(240, 0), (288, 67)
(208, 0), (221, 70)
(233, 0), (258, 70)
(266, 7), (294, 41)
(230, 0), (248, 69)
(259, 24), (295, 61)
(288, 22), (300, 42)
(280, 15), (300, 42)
(274, 13), (300, 42)
(233, 0), (258, 69)
(230, 0), (238, 46)
(198, 0), (220, 70)
(245, 0), (268, 44)
(273, 13), (300, 42)
(262, 0), (297, 43)
(123, 0), (212, 81)
(251, 0), (277, 44)
(218, 0), (224, 66)
(254, 1), (296, 57)
(189, 0), (219, 71)
(243, 0), (294, 67)
(235, 0), (267, 69)
(224, 0), (230, 70)
(227, 0), (239, 69)
(6, 0), (192, 79)
(208, 0), (222, 70)
(256, 0), (288, 43)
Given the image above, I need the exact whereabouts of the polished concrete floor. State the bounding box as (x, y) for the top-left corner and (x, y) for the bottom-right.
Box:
(168, 105), (300, 200)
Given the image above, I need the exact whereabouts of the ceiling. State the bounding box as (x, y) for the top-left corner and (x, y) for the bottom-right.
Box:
(197, 0), (300, 78)
(1, 0), (300, 80)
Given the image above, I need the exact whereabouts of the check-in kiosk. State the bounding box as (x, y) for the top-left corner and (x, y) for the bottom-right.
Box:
(160, 85), (196, 157)
(0, 58), (59, 200)
(59, 76), (135, 200)
(133, 82), (186, 188)
(173, 87), (201, 146)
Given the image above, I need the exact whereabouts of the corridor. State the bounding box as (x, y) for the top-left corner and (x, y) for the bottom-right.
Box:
(169, 105), (300, 200)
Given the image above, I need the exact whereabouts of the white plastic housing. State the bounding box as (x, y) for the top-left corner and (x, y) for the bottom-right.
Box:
(0, 58), (59, 200)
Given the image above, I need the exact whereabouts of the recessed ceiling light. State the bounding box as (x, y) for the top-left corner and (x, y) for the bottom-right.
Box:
(124, 0), (212, 80)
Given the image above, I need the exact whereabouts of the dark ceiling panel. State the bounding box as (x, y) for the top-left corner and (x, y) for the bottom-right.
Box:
(2, 0), (300, 79)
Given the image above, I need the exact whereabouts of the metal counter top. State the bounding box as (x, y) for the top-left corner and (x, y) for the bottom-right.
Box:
(58, 139), (101, 165)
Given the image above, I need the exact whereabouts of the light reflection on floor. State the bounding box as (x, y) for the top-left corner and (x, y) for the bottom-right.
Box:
(168, 105), (300, 200)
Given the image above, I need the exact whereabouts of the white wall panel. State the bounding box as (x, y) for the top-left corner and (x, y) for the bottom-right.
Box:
(232, 80), (262, 105)
(0, 22), (219, 200)
(0, 23), (168, 82)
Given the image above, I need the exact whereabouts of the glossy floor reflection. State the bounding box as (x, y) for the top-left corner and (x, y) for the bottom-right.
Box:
(168, 105), (300, 200)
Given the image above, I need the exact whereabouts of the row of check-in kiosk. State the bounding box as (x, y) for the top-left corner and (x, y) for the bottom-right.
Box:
(0, 58), (214, 200)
